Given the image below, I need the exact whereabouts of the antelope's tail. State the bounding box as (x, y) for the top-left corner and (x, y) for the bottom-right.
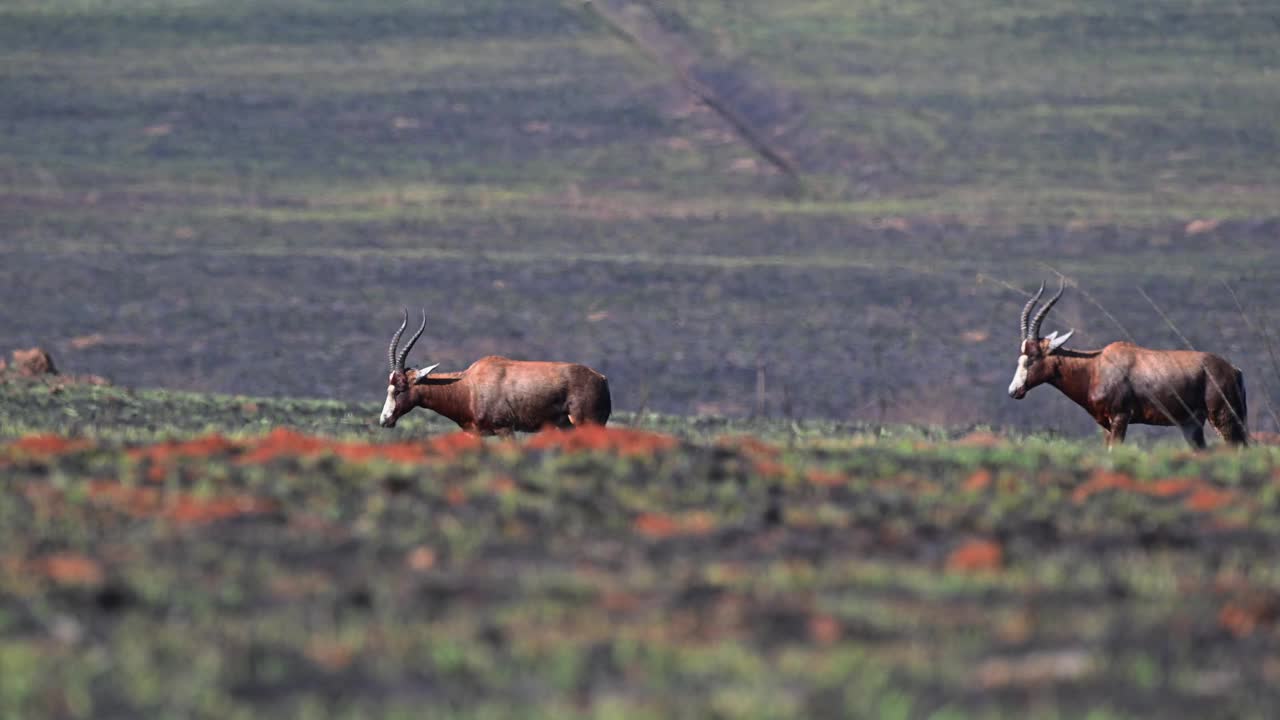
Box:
(1236, 368), (1249, 436)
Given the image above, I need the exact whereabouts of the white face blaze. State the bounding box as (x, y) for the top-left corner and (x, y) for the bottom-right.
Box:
(380, 384), (397, 425)
(1008, 354), (1030, 398)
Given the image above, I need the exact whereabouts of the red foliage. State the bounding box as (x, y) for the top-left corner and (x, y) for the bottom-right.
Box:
(963, 469), (993, 491)
(681, 511), (716, 535)
(633, 512), (681, 539)
(807, 614), (843, 646)
(127, 434), (237, 462)
(423, 432), (485, 458)
(599, 590), (641, 613)
(325, 441), (427, 464)
(805, 468), (846, 487)
(953, 431), (1004, 448)
(163, 494), (278, 524)
(1072, 469), (1236, 512)
(234, 428), (483, 465)
(1146, 478), (1197, 497)
(1220, 593), (1280, 638)
(86, 480), (277, 525)
(947, 539), (1004, 572)
(719, 436), (785, 476)
(9, 435), (93, 457)
(632, 511), (717, 539)
(236, 428), (331, 464)
(129, 434), (240, 482)
(1186, 487), (1235, 512)
(1072, 470), (1137, 502)
(36, 552), (104, 586)
(720, 436), (780, 459)
(525, 425), (677, 456)
(752, 459), (787, 477)
(305, 638), (355, 672)
(444, 486), (467, 506)
(405, 546), (437, 571)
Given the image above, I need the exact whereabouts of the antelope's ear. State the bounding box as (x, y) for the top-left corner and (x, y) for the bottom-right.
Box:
(412, 363), (441, 383)
(1047, 329), (1074, 352)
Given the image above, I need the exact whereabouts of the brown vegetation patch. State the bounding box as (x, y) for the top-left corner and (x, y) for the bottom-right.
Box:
(268, 571), (334, 600)
(305, 638), (356, 672)
(525, 425), (677, 457)
(973, 649), (1094, 689)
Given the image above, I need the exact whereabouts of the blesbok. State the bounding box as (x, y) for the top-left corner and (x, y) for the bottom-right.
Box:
(379, 309), (611, 435)
(1007, 281), (1248, 449)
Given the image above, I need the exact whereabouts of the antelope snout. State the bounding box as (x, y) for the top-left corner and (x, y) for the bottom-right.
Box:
(1008, 356), (1029, 400)
(379, 394), (398, 428)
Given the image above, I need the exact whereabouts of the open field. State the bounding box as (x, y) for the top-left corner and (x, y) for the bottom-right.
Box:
(5, 380), (1280, 718)
(2, 0), (1279, 436)
(3, 2), (1280, 717)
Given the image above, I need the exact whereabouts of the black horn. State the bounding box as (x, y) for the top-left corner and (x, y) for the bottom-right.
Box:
(388, 308), (409, 372)
(1029, 279), (1066, 340)
(1020, 282), (1045, 339)
(397, 308), (428, 371)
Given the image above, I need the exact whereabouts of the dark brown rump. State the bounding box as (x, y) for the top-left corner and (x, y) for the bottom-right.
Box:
(589, 375), (612, 424)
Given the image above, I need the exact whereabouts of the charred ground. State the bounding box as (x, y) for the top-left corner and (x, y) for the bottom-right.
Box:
(2, 0), (1279, 438)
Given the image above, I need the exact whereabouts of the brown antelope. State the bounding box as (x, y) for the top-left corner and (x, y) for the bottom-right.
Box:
(379, 309), (611, 435)
(1007, 281), (1248, 449)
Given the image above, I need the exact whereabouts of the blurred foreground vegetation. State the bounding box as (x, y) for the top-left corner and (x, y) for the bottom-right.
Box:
(3, 380), (1280, 718)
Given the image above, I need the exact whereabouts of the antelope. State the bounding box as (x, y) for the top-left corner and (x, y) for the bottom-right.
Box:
(1007, 281), (1248, 449)
(379, 309), (611, 435)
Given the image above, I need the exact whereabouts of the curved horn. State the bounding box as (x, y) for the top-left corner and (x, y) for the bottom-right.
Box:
(1020, 282), (1045, 339)
(388, 308), (408, 372)
(396, 308), (428, 371)
(1029, 279), (1066, 339)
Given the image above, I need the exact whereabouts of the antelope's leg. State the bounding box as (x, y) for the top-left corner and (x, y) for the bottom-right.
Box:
(1105, 414), (1130, 449)
(1179, 422), (1207, 450)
